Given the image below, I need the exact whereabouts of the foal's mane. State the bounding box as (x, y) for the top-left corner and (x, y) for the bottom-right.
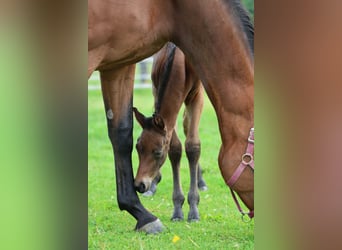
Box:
(225, 0), (254, 57)
(154, 42), (177, 114)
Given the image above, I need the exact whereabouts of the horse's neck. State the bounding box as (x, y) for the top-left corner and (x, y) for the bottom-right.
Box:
(174, 1), (252, 81)
(173, 0), (254, 144)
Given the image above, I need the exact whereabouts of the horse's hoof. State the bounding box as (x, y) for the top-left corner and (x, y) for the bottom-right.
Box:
(136, 219), (164, 234)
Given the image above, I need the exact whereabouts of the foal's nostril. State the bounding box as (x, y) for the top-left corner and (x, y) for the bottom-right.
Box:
(135, 182), (146, 193)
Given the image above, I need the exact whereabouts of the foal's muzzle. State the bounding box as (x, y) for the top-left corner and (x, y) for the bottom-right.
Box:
(134, 181), (147, 193)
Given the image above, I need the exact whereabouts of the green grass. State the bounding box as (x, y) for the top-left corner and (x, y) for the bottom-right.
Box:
(88, 85), (254, 249)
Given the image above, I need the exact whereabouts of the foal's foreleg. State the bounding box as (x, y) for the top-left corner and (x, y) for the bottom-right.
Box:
(168, 130), (185, 221)
(100, 66), (163, 233)
(183, 107), (203, 221)
(183, 100), (207, 191)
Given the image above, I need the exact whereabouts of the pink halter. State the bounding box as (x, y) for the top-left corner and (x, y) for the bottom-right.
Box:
(226, 128), (254, 219)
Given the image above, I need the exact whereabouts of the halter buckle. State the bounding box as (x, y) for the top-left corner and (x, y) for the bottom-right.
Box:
(242, 153), (253, 165)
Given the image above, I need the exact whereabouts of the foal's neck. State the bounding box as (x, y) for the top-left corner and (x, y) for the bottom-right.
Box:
(156, 92), (183, 137)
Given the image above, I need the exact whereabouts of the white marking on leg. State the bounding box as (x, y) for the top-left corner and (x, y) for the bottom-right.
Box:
(107, 109), (113, 120)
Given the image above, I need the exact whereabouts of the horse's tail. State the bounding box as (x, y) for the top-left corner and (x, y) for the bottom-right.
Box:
(153, 42), (177, 113)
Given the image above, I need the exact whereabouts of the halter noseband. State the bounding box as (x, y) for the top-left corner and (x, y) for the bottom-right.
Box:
(226, 128), (254, 219)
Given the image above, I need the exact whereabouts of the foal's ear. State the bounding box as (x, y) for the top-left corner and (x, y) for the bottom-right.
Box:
(152, 113), (165, 131)
(133, 107), (146, 128)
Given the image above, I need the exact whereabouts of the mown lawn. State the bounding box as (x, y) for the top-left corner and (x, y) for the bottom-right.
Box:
(88, 84), (254, 249)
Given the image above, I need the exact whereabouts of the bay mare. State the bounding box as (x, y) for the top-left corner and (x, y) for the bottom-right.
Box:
(88, 0), (254, 233)
(133, 43), (207, 221)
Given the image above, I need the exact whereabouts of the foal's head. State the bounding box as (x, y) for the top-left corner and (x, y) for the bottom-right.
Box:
(133, 107), (169, 193)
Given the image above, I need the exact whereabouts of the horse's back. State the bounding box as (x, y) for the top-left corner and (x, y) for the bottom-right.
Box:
(88, 0), (173, 72)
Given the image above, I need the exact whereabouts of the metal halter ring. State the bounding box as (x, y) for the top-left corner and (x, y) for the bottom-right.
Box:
(242, 153), (253, 165)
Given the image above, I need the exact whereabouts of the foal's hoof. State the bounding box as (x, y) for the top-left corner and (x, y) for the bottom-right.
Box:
(136, 219), (164, 234)
(187, 217), (200, 223)
(171, 216), (184, 222)
(198, 181), (208, 191)
(142, 190), (155, 197)
(187, 212), (200, 222)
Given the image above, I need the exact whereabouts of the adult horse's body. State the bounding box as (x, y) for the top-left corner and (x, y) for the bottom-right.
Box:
(88, 0), (254, 233)
(133, 43), (207, 221)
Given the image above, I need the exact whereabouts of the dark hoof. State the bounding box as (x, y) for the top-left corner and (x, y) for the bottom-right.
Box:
(198, 181), (208, 191)
(188, 218), (200, 222)
(142, 190), (155, 197)
(171, 210), (184, 221)
(187, 212), (200, 222)
(136, 219), (164, 234)
(171, 216), (184, 222)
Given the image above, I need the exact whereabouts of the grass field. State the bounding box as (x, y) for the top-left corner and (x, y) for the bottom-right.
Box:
(88, 84), (254, 249)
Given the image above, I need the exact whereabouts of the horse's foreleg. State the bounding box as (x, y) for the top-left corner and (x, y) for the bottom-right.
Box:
(168, 130), (185, 221)
(99, 66), (163, 233)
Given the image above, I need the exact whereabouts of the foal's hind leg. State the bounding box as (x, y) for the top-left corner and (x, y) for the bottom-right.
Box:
(197, 164), (207, 191)
(100, 66), (163, 233)
(168, 130), (185, 221)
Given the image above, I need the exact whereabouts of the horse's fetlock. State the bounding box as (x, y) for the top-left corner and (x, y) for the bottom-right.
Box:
(117, 196), (137, 211)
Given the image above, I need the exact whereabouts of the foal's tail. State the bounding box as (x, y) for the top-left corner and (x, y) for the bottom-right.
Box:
(153, 42), (177, 114)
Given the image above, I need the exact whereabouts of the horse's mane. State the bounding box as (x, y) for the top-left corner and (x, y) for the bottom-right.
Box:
(154, 42), (177, 114)
(226, 0), (254, 57)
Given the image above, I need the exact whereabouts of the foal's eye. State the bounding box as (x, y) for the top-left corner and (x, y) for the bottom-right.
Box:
(153, 150), (163, 159)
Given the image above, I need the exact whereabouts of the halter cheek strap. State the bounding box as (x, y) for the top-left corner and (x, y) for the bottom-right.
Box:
(226, 128), (254, 219)
(227, 128), (254, 186)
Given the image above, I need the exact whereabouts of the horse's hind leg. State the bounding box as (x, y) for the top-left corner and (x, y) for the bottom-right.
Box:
(168, 130), (185, 221)
(99, 65), (163, 234)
